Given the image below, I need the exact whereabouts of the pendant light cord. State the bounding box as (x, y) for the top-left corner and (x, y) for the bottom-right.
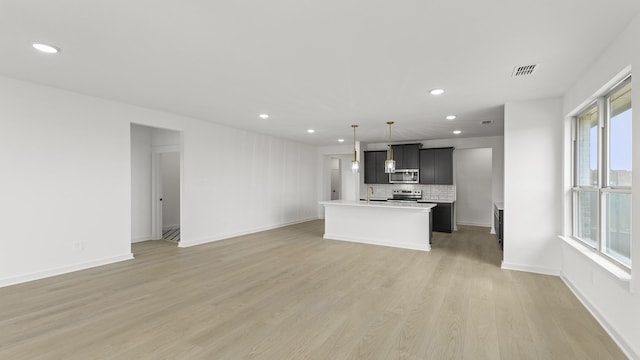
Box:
(352, 124), (358, 162)
(387, 121), (394, 160)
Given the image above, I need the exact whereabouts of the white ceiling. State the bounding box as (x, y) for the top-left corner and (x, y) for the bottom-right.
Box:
(1, 1), (639, 145)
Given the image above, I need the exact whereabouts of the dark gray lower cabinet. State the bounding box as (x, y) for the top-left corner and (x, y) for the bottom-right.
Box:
(494, 204), (503, 248)
(432, 202), (454, 233)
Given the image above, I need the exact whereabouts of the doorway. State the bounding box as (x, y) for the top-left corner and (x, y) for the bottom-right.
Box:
(320, 153), (359, 218)
(455, 148), (493, 228)
(158, 152), (180, 242)
(151, 143), (181, 242)
(130, 124), (182, 245)
(324, 154), (358, 201)
(330, 158), (341, 200)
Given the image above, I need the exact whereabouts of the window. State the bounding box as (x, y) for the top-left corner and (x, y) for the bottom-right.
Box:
(572, 76), (632, 268)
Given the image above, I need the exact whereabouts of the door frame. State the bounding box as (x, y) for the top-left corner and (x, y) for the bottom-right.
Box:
(330, 157), (342, 200)
(151, 145), (180, 240)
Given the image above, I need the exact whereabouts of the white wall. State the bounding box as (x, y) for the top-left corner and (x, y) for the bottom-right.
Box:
(0, 75), (318, 287)
(503, 97), (563, 275)
(131, 124), (153, 242)
(0, 77), (133, 286)
(161, 152), (180, 229)
(152, 128), (180, 147)
(337, 154), (357, 201)
(455, 148), (492, 227)
(561, 12), (640, 359)
(142, 116), (319, 249)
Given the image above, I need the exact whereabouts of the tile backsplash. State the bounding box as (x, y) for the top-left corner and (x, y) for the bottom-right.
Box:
(361, 184), (456, 202)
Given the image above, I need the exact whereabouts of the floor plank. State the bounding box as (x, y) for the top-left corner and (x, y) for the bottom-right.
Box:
(0, 221), (626, 359)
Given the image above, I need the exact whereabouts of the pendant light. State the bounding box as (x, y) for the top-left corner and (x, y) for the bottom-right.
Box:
(351, 125), (359, 173)
(385, 121), (396, 173)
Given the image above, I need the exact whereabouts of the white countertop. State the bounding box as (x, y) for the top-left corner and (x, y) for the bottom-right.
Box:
(358, 198), (455, 203)
(320, 200), (437, 210)
(419, 199), (455, 204)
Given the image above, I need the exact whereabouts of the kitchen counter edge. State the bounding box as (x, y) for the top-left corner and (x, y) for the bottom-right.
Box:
(320, 200), (437, 210)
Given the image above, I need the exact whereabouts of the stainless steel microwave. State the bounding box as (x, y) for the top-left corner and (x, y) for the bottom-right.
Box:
(389, 169), (419, 183)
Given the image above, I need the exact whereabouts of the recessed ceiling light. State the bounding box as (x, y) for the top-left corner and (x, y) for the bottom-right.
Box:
(307, 129), (315, 133)
(453, 130), (462, 135)
(259, 114), (269, 119)
(32, 43), (60, 54)
(445, 115), (457, 120)
(338, 139), (345, 143)
(429, 88), (445, 96)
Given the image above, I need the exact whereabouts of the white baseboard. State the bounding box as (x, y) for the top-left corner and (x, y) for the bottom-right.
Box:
(0, 253), (134, 288)
(456, 221), (492, 227)
(560, 273), (638, 360)
(501, 261), (560, 276)
(179, 217), (318, 248)
(131, 235), (151, 243)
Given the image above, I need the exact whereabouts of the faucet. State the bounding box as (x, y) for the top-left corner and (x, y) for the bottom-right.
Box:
(367, 186), (374, 202)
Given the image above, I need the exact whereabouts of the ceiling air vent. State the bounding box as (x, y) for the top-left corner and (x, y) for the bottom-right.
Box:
(512, 64), (537, 77)
(481, 120), (493, 125)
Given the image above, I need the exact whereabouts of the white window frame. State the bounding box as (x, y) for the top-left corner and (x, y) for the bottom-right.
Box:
(571, 75), (632, 270)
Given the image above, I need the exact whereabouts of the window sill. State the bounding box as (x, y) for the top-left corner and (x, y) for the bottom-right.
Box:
(558, 235), (631, 282)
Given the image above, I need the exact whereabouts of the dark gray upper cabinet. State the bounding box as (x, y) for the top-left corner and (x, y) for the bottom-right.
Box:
(391, 145), (403, 169)
(375, 151), (390, 184)
(419, 149), (436, 184)
(392, 144), (420, 169)
(419, 147), (454, 185)
(364, 150), (377, 184)
(365, 144), (423, 184)
(364, 150), (389, 184)
(434, 148), (453, 185)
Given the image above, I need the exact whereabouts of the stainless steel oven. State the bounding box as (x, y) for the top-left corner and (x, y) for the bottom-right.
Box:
(388, 189), (422, 202)
(389, 169), (419, 184)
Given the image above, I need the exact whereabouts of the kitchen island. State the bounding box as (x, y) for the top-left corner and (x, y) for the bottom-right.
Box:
(319, 200), (437, 251)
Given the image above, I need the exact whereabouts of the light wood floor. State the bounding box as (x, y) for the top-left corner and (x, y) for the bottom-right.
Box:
(0, 221), (626, 359)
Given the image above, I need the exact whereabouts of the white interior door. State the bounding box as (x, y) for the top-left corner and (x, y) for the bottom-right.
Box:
(151, 145), (180, 240)
(160, 152), (181, 231)
(330, 158), (341, 200)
